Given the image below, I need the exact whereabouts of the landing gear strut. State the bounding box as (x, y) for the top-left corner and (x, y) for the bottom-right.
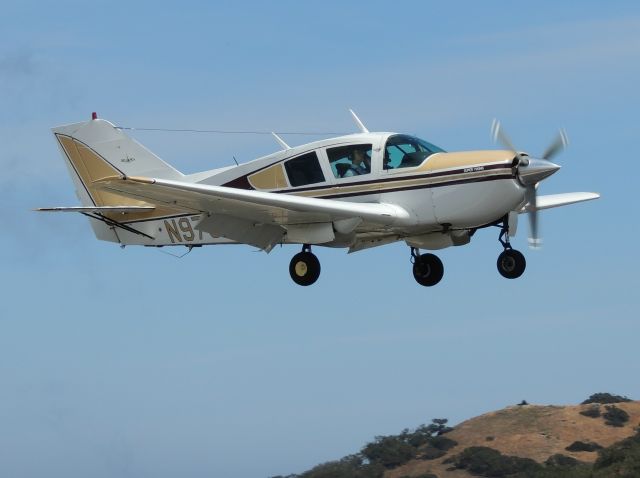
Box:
(289, 245), (321, 286)
(411, 247), (444, 287)
(496, 221), (526, 279)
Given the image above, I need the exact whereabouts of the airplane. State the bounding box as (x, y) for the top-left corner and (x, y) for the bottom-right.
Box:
(38, 111), (599, 286)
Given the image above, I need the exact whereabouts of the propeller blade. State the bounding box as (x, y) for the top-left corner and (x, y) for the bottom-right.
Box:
(491, 119), (527, 165)
(526, 185), (542, 249)
(541, 129), (569, 160)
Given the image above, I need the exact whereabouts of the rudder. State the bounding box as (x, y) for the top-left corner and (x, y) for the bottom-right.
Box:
(51, 116), (186, 242)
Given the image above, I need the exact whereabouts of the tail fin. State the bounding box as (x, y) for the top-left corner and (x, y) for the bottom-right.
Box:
(51, 117), (186, 243)
(53, 117), (183, 208)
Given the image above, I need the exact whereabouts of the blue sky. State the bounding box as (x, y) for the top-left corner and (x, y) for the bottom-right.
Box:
(1, 1), (638, 477)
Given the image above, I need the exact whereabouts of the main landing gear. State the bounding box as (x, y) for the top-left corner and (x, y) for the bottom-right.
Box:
(411, 247), (444, 287)
(288, 221), (527, 287)
(289, 245), (321, 286)
(496, 224), (526, 279)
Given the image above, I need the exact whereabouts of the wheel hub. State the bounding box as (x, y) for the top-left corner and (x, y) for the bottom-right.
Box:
(294, 261), (308, 277)
(416, 262), (431, 278)
(289, 250), (321, 286)
(501, 256), (516, 272)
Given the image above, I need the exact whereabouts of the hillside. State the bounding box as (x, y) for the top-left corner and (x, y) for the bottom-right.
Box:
(276, 394), (640, 478)
(389, 400), (640, 478)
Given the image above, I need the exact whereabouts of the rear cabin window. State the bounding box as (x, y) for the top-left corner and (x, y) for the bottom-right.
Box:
(327, 144), (373, 178)
(284, 151), (325, 187)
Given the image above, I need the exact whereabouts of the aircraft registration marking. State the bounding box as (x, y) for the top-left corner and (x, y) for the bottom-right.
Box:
(164, 217), (204, 243)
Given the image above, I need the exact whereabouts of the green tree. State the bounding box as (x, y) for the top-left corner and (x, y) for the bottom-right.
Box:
(581, 393), (632, 405)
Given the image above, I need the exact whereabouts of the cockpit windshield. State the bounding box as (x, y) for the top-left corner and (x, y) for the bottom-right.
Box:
(384, 134), (445, 170)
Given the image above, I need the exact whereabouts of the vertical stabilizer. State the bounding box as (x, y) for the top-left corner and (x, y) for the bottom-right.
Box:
(51, 117), (186, 242)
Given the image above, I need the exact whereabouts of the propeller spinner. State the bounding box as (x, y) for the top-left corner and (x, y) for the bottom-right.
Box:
(491, 120), (566, 248)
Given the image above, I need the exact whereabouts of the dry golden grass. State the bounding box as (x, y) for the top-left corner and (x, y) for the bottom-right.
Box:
(387, 401), (640, 478)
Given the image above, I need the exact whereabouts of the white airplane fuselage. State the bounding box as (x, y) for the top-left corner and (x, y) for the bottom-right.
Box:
(41, 115), (598, 286)
(86, 131), (525, 251)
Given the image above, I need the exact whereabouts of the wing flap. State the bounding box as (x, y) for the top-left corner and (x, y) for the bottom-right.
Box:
(196, 214), (285, 251)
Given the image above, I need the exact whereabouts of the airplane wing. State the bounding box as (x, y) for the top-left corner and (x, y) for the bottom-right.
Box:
(518, 192), (600, 212)
(94, 176), (413, 250)
(533, 192), (600, 211)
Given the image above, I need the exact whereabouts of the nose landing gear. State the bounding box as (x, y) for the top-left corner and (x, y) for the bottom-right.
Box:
(289, 245), (321, 286)
(411, 247), (444, 286)
(497, 224), (526, 279)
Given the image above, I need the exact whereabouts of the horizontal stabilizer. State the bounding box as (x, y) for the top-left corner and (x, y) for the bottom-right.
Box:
(36, 206), (155, 213)
(524, 192), (600, 212)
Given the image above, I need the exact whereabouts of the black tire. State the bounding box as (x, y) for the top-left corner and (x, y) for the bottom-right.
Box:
(497, 249), (526, 279)
(412, 253), (444, 287)
(289, 251), (321, 286)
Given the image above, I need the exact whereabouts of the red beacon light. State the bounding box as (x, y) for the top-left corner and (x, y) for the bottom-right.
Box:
(91, 112), (98, 120)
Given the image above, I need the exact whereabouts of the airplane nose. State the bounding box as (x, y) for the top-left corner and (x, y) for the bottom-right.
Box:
(517, 158), (561, 185)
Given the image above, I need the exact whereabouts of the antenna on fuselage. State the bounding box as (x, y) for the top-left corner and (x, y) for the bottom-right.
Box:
(349, 108), (369, 133)
(271, 132), (291, 150)
(232, 155), (239, 166)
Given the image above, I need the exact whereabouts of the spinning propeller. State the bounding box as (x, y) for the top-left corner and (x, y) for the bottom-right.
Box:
(491, 120), (566, 249)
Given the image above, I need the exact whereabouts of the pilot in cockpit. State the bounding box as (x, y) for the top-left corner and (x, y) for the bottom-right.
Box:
(344, 148), (370, 177)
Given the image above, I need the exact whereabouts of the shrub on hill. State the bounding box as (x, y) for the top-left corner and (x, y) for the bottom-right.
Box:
(420, 447), (446, 460)
(445, 446), (542, 476)
(430, 436), (458, 451)
(566, 441), (603, 452)
(361, 419), (456, 469)
(446, 447), (597, 477)
(593, 430), (640, 476)
(602, 405), (630, 427)
(534, 465), (593, 477)
(399, 475), (437, 478)
(579, 405), (601, 418)
(543, 454), (594, 476)
(419, 433), (458, 460)
(404, 423), (442, 447)
(294, 455), (384, 478)
(581, 393), (632, 405)
(361, 436), (416, 469)
(545, 453), (581, 467)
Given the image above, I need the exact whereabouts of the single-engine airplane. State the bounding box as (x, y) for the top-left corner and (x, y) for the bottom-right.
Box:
(39, 111), (599, 286)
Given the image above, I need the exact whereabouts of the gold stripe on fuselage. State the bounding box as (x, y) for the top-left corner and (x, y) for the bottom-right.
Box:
(416, 150), (514, 172)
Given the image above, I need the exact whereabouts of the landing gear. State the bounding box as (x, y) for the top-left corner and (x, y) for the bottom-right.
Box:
(496, 222), (526, 279)
(497, 249), (526, 279)
(289, 245), (321, 286)
(411, 248), (444, 287)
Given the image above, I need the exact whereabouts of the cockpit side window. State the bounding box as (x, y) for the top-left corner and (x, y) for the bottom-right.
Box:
(384, 135), (444, 170)
(326, 144), (373, 178)
(284, 151), (325, 187)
